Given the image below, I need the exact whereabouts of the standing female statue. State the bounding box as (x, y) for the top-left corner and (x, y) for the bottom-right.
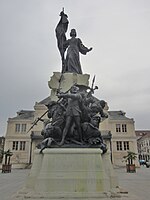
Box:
(55, 10), (92, 74)
(63, 29), (92, 74)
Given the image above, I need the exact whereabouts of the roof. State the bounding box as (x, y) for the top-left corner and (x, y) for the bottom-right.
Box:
(135, 130), (150, 136)
(38, 96), (51, 105)
(10, 110), (35, 120)
(108, 110), (132, 120)
(135, 130), (150, 140)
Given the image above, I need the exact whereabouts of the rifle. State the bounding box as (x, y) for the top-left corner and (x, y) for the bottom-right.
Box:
(27, 110), (48, 133)
(91, 75), (95, 90)
(87, 75), (98, 97)
(57, 73), (64, 95)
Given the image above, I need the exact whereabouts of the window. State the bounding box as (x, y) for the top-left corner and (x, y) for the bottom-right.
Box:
(124, 141), (129, 150)
(15, 124), (20, 132)
(12, 141), (26, 151)
(15, 123), (27, 132)
(116, 141), (122, 150)
(122, 124), (127, 132)
(12, 141), (19, 150)
(116, 141), (130, 151)
(21, 124), (27, 132)
(20, 141), (26, 150)
(116, 124), (121, 132)
(116, 124), (127, 133)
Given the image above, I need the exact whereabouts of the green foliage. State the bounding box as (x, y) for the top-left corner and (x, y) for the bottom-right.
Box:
(123, 151), (137, 165)
(4, 149), (13, 157)
(0, 149), (13, 165)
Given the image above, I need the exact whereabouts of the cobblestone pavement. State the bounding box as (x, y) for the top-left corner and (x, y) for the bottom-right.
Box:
(0, 166), (150, 200)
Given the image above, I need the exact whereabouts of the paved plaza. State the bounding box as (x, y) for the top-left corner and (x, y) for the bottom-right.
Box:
(116, 165), (150, 199)
(0, 165), (150, 200)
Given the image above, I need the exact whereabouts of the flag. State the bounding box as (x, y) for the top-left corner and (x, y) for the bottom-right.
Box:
(55, 11), (69, 60)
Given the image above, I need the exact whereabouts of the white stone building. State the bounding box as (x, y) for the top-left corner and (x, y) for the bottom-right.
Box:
(101, 110), (138, 166)
(136, 130), (150, 162)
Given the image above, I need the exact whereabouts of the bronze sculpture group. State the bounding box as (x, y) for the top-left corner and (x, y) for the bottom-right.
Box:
(36, 9), (108, 154)
(38, 84), (108, 153)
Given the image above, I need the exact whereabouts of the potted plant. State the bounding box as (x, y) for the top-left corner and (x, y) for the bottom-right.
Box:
(123, 151), (137, 173)
(1, 149), (13, 173)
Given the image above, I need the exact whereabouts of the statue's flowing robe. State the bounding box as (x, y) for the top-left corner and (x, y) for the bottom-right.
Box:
(63, 38), (90, 74)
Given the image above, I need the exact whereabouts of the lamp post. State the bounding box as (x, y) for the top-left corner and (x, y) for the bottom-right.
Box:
(108, 131), (113, 163)
(29, 132), (34, 164)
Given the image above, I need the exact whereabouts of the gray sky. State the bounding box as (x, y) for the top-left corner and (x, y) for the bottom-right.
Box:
(0, 0), (150, 136)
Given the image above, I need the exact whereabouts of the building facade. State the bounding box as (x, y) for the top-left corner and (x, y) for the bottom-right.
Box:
(100, 110), (138, 166)
(3, 110), (35, 167)
(3, 98), (138, 168)
(135, 130), (150, 162)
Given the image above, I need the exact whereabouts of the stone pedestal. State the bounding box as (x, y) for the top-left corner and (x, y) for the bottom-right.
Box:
(14, 148), (121, 200)
(48, 72), (90, 101)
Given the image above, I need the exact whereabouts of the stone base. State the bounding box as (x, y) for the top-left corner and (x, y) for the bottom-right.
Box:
(14, 148), (123, 199)
(48, 72), (90, 101)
